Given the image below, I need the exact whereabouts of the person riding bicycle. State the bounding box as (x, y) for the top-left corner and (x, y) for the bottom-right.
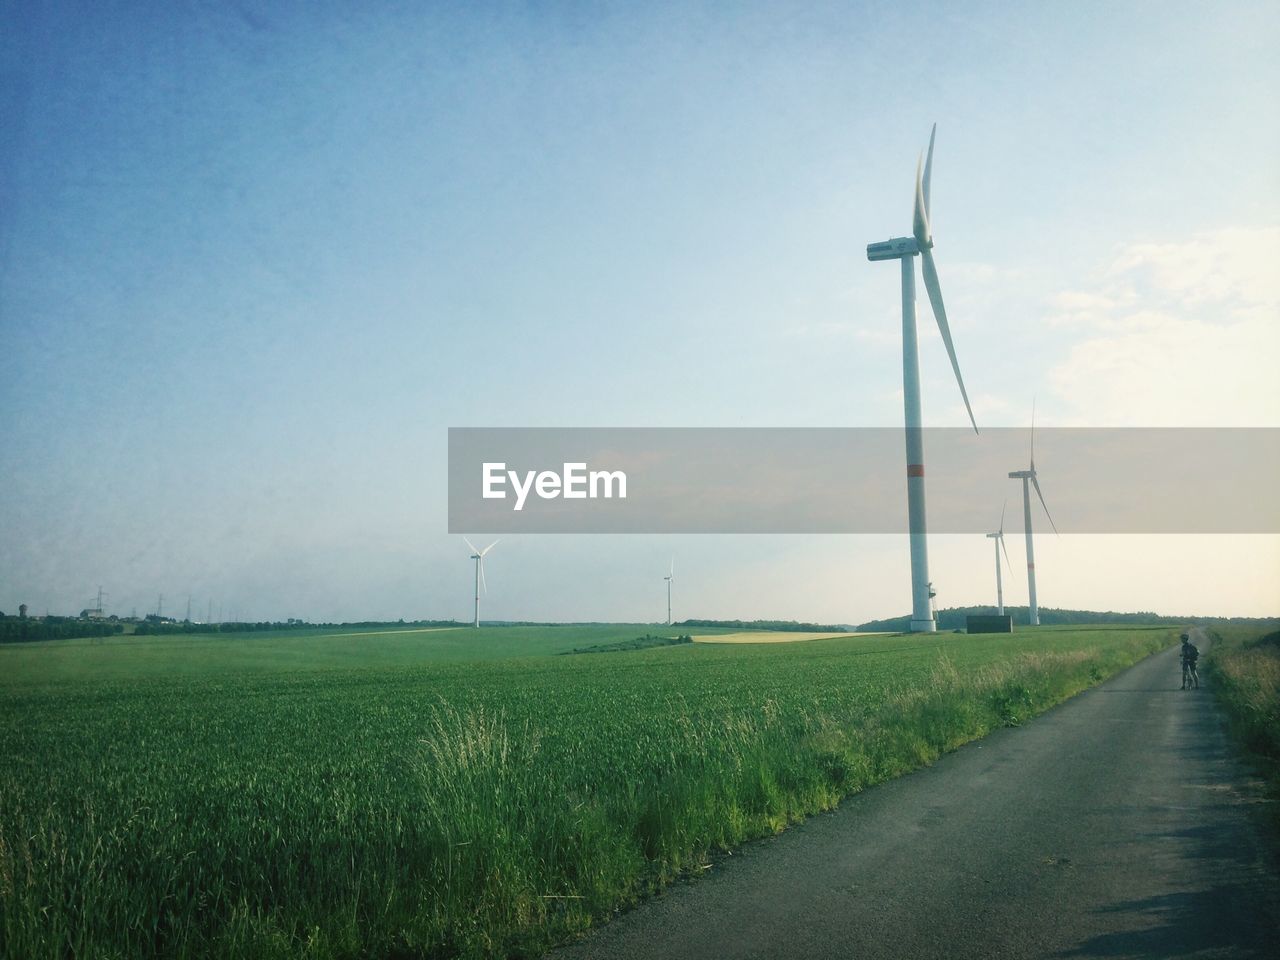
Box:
(1180, 633), (1200, 690)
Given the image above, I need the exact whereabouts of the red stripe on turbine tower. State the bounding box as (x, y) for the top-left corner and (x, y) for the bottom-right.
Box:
(907, 464), (925, 477)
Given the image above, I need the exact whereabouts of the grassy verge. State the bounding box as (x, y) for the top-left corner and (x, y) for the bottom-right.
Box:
(1204, 621), (1280, 829)
(0, 626), (1169, 959)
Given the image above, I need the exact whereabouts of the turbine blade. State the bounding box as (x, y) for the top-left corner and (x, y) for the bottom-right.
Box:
(923, 123), (936, 220)
(1030, 397), (1037, 470)
(920, 247), (978, 433)
(481, 538), (501, 556)
(999, 498), (1007, 536)
(912, 153), (930, 248)
(1000, 532), (1012, 571)
(1031, 475), (1060, 535)
(463, 535), (478, 555)
(479, 557), (488, 593)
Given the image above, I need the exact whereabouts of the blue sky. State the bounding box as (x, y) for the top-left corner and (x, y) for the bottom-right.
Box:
(2, 1), (1278, 623)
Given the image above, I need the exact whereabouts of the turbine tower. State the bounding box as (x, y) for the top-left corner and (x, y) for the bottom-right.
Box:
(664, 558), (674, 626)
(1008, 405), (1057, 625)
(866, 124), (978, 632)
(986, 500), (1012, 615)
(463, 537), (499, 628)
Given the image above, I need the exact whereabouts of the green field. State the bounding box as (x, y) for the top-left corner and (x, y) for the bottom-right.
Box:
(0, 623), (1174, 959)
(0, 624), (717, 679)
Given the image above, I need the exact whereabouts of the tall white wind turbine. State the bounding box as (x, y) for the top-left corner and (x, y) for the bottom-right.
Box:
(1008, 405), (1057, 625)
(463, 537), (499, 628)
(664, 558), (674, 626)
(986, 500), (1012, 615)
(866, 124), (978, 632)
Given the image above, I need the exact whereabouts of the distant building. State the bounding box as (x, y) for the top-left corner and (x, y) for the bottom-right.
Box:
(18, 603), (27, 619)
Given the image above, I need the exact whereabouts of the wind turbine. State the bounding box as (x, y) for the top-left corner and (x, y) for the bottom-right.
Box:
(664, 558), (674, 626)
(866, 124), (978, 632)
(986, 500), (1012, 615)
(1008, 404), (1057, 625)
(462, 537), (499, 628)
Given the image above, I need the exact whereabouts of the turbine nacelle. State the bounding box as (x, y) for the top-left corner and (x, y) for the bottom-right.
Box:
(866, 237), (921, 261)
(1008, 469), (1035, 479)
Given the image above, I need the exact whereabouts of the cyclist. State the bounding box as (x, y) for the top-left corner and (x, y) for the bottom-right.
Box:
(1180, 633), (1200, 690)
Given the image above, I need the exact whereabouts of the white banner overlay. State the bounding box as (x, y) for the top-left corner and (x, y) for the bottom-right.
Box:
(448, 428), (1280, 534)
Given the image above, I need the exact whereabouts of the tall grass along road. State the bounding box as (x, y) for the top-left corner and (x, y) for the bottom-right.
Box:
(555, 628), (1280, 960)
(1206, 622), (1280, 830)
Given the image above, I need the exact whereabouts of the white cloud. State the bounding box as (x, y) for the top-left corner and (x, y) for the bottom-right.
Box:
(1106, 228), (1279, 307)
(1046, 290), (1134, 328)
(1047, 227), (1280, 426)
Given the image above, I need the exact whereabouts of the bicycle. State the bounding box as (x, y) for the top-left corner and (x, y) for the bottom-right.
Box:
(1181, 659), (1199, 690)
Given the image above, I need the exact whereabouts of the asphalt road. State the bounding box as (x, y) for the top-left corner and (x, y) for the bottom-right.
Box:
(554, 629), (1279, 959)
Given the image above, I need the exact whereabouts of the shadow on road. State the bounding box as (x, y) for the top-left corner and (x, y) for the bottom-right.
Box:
(1056, 695), (1278, 960)
(1053, 886), (1267, 958)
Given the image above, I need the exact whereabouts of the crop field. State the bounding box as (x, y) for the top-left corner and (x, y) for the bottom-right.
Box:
(0, 623), (1173, 959)
(0, 624), (744, 680)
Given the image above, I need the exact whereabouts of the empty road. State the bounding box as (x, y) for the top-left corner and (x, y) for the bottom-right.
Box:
(554, 630), (1279, 959)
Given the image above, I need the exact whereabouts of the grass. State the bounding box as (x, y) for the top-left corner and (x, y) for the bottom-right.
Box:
(1204, 621), (1280, 828)
(561, 633), (692, 654)
(691, 630), (869, 643)
(0, 623), (1173, 959)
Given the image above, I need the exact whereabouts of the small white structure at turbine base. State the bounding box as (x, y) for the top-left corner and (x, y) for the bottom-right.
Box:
(866, 124), (979, 633)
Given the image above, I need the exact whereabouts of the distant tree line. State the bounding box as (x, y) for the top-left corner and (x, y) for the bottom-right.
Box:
(0, 615), (124, 644)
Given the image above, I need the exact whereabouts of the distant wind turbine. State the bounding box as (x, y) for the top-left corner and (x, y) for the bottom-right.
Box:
(1008, 403), (1058, 625)
(866, 123), (979, 632)
(986, 500), (1013, 615)
(664, 558), (674, 626)
(463, 537), (499, 628)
